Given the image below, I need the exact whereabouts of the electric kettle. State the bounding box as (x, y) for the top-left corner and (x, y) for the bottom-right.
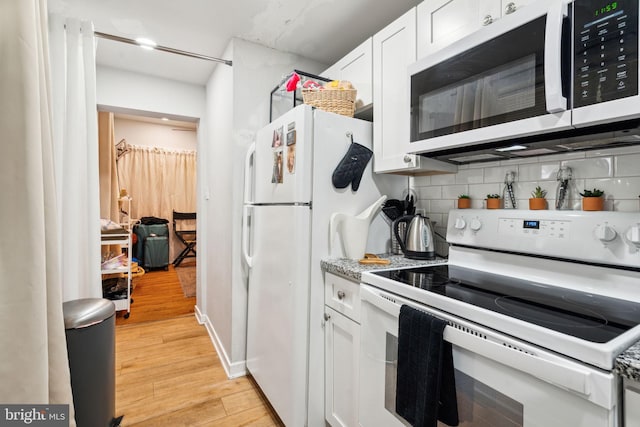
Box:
(393, 214), (436, 260)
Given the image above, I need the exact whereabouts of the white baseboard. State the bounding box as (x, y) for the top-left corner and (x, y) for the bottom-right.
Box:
(194, 306), (247, 379)
(194, 304), (206, 324)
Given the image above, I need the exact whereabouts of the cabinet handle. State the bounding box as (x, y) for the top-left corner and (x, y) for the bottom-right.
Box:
(403, 154), (413, 164)
(324, 313), (331, 321)
(337, 290), (346, 300)
(505, 2), (517, 14)
(483, 14), (494, 26)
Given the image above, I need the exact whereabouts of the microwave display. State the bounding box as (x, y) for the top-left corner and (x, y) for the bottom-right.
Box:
(573, 0), (638, 107)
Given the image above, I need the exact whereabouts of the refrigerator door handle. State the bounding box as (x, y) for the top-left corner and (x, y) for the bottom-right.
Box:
(242, 205), (253, 268)
(244, 142), (256, 204)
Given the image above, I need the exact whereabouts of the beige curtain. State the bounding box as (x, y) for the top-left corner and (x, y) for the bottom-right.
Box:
(98, 112), (120, 221)
(0, 0), (75, 421)
(117, 146), (197, 262)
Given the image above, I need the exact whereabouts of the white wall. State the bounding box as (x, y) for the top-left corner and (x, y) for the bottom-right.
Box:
(413, 145), (640, 256)
(114, 118), (197, 151)
(97, 66), (205, 120)
(198, 37), (326, 377)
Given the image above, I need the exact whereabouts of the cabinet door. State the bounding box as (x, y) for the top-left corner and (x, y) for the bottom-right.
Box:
(417, 0), (486, 58)
(325, 307), (360, 427)
(321, 38), (373, 109)
(626, 381), (640, 427)
(417, 0), (533, 59)
(372, 8), (421, 173)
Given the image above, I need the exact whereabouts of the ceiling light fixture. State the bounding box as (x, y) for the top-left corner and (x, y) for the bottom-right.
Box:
(135, 37), (157, 51)
(496, 145), (528, 152)
(161, 117), (169, 121)
(94, 32), (232, 66)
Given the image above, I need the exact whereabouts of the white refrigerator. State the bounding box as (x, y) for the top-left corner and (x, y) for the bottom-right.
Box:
(242, 105), (404, 426)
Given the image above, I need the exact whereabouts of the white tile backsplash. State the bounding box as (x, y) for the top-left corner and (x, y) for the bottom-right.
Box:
(412, 147), (640, 218)
(418, 186), (443, 200)
(518, 163), (559, 181)
(483, 166), (517, 183)
(468, 183), (503, 200)
(615, 153), (640, 177)
(455, 169), (484, 184)
(430, 199), (456, 214)
(442, 185), (470, 199)
(430, 173), (456, 186)
(586, 177), (640, 199)
(561, 157), (613, 179)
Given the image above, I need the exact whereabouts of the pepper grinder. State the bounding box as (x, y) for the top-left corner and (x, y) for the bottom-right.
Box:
(555, 166), (573, 210)
(502, 171), (517, 209)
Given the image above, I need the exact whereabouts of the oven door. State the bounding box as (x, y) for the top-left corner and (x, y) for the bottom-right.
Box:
(407, 0), (572, 156)
(359, 285), (619, 427)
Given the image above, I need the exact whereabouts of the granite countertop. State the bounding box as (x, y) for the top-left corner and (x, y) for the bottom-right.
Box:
(321, 254), (447, 283)
(322, 255), (640, 381)
(615, 341), (640, 381)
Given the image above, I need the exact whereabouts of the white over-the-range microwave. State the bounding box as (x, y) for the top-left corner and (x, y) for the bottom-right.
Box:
(407, 0), (640, 164)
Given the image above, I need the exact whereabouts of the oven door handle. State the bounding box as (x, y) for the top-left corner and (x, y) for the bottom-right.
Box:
(444, 326), (591, 396)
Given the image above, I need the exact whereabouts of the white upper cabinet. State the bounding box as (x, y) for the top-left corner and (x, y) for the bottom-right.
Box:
(321, 38), (373, 110)
(372, 8), (456, 174)
(417, 0), (532, 58)
(372, 8), (420, 173)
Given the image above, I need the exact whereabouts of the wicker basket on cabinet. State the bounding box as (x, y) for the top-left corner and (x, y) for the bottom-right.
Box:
(301, 88), (357, 117)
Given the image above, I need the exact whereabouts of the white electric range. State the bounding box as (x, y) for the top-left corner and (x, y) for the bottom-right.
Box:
(359, 209), (640, 427)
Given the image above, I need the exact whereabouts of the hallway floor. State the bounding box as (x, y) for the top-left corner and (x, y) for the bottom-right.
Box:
(113, 265), (282, 426)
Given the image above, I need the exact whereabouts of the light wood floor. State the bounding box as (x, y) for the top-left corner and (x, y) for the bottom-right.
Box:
(115, 262), (196, 325)
(114, 264), (283, 426)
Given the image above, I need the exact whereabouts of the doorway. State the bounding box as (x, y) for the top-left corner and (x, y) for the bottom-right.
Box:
(98, 109), (198, 324)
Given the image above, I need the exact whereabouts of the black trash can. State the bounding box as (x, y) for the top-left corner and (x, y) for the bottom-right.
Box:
(63, 298), (121, 427)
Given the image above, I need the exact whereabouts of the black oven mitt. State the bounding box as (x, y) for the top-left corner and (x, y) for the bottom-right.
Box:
(331, 142), (373, 191)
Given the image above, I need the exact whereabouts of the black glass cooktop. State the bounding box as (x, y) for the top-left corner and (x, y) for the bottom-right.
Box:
(373, 265), (640, 343)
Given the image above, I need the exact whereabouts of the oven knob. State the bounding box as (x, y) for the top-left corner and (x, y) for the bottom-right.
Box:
(595, 224), (617, 243)
(470, 218), (482, 232)
(454, 218), (466, 230)
(626, 224), (640, 248)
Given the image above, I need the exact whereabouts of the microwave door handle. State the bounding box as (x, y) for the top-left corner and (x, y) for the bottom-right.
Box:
(544, 0), (569, 113)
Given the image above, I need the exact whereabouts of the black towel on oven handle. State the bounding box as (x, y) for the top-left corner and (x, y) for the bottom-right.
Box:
(396, 304), (459, 427)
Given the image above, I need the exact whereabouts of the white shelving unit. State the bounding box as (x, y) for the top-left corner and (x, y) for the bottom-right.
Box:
(118, 196), (137, 231)
(101, 230), (132, 319)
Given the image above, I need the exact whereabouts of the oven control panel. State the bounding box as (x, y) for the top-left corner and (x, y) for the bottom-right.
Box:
(498, 218), (571, 238)
(447, 209), (640, 267)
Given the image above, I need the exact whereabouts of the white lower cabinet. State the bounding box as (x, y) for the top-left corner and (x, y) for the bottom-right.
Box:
(325, 307), (360, 427)
(325, 272), (361, 427)
(625, 379), (640, 427)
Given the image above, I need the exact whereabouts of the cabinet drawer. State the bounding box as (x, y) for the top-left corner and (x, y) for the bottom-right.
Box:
(325, 272), (361, 323)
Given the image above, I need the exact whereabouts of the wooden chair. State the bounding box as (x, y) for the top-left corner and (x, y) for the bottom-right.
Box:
(172, 211), (196, 267)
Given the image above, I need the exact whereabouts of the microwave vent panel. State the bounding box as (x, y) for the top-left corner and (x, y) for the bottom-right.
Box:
(510, 148), (558, 156)
(448, 153), (502, 163)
